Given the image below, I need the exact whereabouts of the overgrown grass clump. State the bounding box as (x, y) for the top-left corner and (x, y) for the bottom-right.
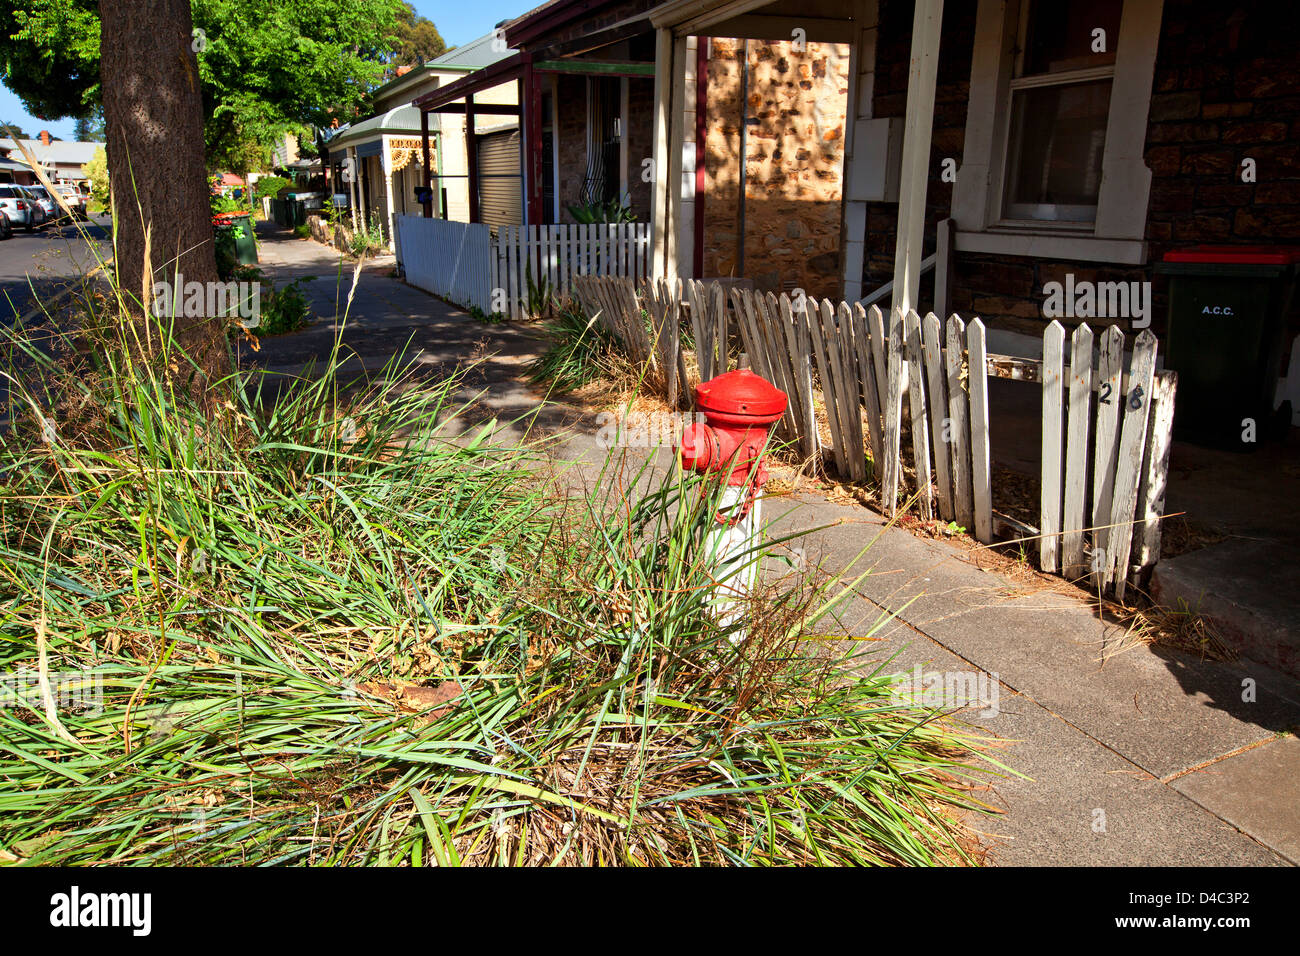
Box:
(528, 298), (622, 393)
(0, 305), (1003, 866)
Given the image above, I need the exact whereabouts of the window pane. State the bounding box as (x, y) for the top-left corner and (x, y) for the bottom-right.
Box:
(1003, 79), (1112, 223)
(1022, 0), (1122, 76)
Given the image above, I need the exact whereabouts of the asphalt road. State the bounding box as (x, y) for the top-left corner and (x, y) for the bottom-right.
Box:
(0, 214), (113, 325)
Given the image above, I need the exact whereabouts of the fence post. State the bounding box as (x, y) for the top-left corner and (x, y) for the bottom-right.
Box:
(1090, 325), (1125, 586)
(882, 307), (905, 514)
(945, 315), (973, 530)
(967, 318), (992, 544)
(1061, 323), (1094, 578)
(1040, 321), (1066, 572)
(1133, 369), (1179, 585)
(1108, 330), (1158, 601)
(921, 312), (953, 521)
(853, 303), (885, 475)
(904, 310), (933, 517)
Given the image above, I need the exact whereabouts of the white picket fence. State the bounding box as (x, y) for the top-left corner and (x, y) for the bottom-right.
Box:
(569, 276), (1178, 594)
(740, 297), (1178, 596)
(395, 215), (493, 313)
(395, 217), (652, 320)
(495, 223), (651, 321)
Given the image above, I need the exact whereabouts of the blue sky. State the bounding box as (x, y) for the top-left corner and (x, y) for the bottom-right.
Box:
(0, 1), (529, 141)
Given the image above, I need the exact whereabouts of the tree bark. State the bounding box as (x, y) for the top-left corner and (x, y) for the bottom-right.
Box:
(100, 0), (227, 385)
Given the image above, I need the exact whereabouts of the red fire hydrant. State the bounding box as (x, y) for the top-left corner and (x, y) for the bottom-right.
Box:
(678, 369), (788, 639)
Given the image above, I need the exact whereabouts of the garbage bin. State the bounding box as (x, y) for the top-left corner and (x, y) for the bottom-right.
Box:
(1156, 245), (1299, 448)
(213, 213), (258, 267)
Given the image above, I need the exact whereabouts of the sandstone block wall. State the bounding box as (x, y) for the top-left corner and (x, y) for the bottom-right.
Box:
(702, 37), (851, 298)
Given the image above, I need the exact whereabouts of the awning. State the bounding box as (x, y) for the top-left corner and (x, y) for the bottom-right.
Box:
(329, 106), (436, 149)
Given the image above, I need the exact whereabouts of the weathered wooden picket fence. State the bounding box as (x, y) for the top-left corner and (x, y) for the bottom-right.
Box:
(572, 274), (720, 409)
(1030, 325), (1177, 601)
(570, 275), (1177, 594)
(495, 223), (652, 321)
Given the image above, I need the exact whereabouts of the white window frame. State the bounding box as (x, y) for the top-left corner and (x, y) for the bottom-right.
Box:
(951, 0), (1164, 264)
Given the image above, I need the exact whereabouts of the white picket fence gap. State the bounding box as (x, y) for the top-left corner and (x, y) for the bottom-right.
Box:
(394, 215), (493, 313)
(495, 223), (651, 321)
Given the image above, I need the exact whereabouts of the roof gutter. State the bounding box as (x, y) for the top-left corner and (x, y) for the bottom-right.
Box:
(413, 54), (527, 110)
(648, 0), (771, 33)
(504, 0), (605, 49)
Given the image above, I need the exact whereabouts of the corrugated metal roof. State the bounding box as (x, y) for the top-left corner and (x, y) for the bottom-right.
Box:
(328, 106), (433, 148)
(0, 138), (99, 167)
(427, 32), (516, 71)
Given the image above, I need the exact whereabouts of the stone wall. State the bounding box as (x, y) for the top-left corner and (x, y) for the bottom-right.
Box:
(864, 0), (1300, 338)
(702, 37), (851, 297)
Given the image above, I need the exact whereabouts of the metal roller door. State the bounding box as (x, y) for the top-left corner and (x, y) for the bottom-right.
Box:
(477, 129), (522, 228)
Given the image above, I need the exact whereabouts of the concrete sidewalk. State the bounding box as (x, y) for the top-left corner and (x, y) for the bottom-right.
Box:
(248, 220), (582, 438)
(252, 222), (1300, 866)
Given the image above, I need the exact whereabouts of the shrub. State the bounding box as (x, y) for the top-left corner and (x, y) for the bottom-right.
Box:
(528, 298), (619, 392)
(567, 197), (637, 224)
(209, 192), (244, 215)
(347, 212), (386, 257)
(256, 276), (314, 335)
(255, 175), (293, 200)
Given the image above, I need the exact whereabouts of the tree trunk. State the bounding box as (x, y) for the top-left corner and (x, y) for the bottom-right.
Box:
(100, 0), (228, 385)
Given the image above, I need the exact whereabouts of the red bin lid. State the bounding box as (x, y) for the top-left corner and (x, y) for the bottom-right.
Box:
(1162, 245), (1300, 265)
(695, 369), (787, 425)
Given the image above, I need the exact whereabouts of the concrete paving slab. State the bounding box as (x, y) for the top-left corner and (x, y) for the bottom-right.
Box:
(1152, 537), (1300, 679)
(1171, 735), (1300, 865)
(795, 510), (1300, 778)
(824, 589), (1286, 865)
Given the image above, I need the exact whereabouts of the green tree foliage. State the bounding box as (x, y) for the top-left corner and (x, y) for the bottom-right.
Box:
(0, 0), (413, 162)
(192, 0), (405, 161)
(383, 2), (447, 77)
(72, 108), (105, 142)
(254, 175), (292, 199)
(83, 144), (109, 208)
(0, 1), (101, 119)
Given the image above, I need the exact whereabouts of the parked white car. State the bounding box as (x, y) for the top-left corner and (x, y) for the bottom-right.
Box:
(53, 184), (87, 220)
(22, 185), (58, 223)
(0, 184), (40, 231)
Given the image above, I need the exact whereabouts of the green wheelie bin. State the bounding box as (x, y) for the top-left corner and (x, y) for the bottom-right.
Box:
(214, 212), (259, 266)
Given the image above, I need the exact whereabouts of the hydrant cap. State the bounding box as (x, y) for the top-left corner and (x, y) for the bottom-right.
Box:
(695, 369), (787, 426)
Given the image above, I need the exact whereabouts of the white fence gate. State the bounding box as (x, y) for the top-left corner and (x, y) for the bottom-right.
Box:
(394, 215), (493, 314)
